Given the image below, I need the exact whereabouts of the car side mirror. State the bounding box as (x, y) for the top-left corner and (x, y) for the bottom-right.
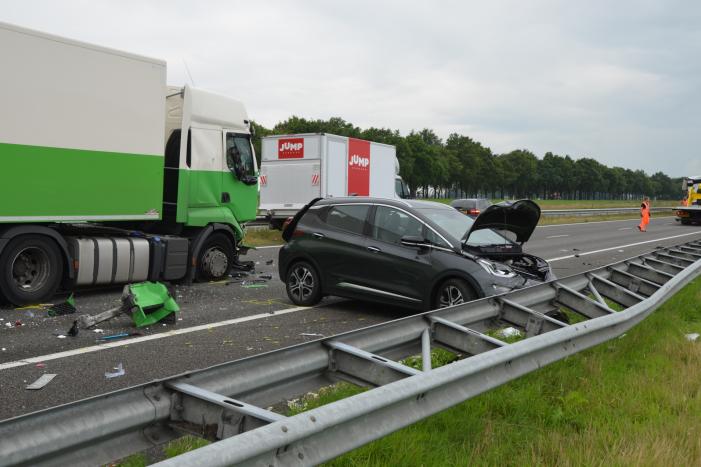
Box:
(400, 235), (429, 249)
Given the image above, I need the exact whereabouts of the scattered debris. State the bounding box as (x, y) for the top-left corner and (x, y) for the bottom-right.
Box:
(56, 335), (66, 339)
(265, 259), (274, 265)
(48, 294), (77, 316)
(242, 283), (268, 289)
(498, 327), (522, 338)
(77, 281), (178, 329)
(26, 374), (57, 390)
(35, 363), (46, 368)
(4, 322), (12, 328)
(258, 273), (273, 280)
(67, 321), (79, 337)
(1, 348), (5, 352)
(97, 332), (142, 341)
(93, 328), (104, 334)
(232, 259), (255, 271)
(14, 320), (22, 327)
(104, 363), (125, 379)
(685, 333), (700, 342)
(300, 333), (324, 338)
(618, 333), (627, 339)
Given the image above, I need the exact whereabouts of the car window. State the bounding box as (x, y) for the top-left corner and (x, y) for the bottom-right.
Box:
(371, 206), (423, 244)
(325, 205), (369, 235)
(424, 227), (451, 248)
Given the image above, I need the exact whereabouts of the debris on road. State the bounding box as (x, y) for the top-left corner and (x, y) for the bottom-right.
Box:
(48, 294), (77, 316)
(56, 335), (66, 339)
(685, 333), (700, 342)
(97, 332), (142, 342)
(77, 281), (179, 329)
(14, 320), (22, 327)
(105, 363), (125, 379)
(300, 333), (324, 338)
(26, 374), (57, 390)
(258, 273), (273, 280)
(242, 283), (268, 289)
(265, 259), (274, 265)
(67, 321), (79, 337)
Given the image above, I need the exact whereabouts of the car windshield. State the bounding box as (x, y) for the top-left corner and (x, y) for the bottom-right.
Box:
(419, 208), (512, 246)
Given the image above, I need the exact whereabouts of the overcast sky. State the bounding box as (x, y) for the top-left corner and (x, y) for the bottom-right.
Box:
(3, 0), (699, 177)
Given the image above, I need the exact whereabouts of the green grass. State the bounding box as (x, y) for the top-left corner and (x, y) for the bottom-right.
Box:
(243, 228), (284, 246)
(113, 436), (210, 466)
(314, 276), (701, 466)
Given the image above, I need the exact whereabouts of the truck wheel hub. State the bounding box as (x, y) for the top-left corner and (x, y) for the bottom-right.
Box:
(202, 248), (228, 277)
(11, 247), (50, 291)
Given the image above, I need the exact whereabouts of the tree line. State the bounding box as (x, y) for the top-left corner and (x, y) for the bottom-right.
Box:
(252, 116), (683, 200)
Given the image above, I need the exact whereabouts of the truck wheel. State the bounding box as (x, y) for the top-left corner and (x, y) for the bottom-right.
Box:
(285, 261), (321, 306)
(433, 278), (476, 309)
(197, 233), (236, 281)
(0, 235), (63, 306)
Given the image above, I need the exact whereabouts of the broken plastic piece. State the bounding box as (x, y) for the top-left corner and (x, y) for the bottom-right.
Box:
(48, 294), (77, 317)
(26, 374), (57, 390)
(105, 363), (125, 379)
(685, 333), (700, 342)
(498, 327), (521, 338)
(258, 273), (273, 280)
(242, 284), (268, 289)
(265, 259), (274, 265)
(67, 321), (79, 337)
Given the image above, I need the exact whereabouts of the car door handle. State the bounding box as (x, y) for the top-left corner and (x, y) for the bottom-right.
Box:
(367, 246), (381, 253)
(312, 232), (325, 239)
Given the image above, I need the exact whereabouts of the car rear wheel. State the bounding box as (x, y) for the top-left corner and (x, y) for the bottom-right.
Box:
(434, 278), (476, 309)
(285, 261), (321, 306)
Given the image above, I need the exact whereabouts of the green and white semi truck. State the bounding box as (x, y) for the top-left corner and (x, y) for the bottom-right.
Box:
(0, 22), (259, 305)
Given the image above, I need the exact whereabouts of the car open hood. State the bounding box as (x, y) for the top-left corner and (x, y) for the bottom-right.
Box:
(462, 199), (541, 244)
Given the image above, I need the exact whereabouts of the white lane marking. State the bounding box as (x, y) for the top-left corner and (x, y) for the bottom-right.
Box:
(545, 231), (701, 262)
(0, 305), (311, 371)
(618, 227), (633, 231)
(546, 234), (569, 239)
(538, 216), (674, 228)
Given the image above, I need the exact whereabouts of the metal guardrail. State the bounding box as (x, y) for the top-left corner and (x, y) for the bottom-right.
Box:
(541, 207), (673, 217)
(2, 241), (701, 466)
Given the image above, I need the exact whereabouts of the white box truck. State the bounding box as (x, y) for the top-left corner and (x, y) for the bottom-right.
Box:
(0, 22), (260, 305)
(259, 133), (409, 228)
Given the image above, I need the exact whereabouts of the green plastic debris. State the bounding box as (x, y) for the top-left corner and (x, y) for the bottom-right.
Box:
(122, 282), (179, 328)
(48, 293), (77, 316)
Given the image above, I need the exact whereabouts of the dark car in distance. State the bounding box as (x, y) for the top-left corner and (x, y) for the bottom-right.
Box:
(279, 197), (553, 311)
(450, 198), (492, 218)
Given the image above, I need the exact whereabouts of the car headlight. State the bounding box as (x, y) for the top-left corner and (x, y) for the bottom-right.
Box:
(477, 258), (518, 278)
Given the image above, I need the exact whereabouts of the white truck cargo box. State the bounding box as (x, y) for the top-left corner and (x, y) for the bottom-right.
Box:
(259, 133), (403, 225)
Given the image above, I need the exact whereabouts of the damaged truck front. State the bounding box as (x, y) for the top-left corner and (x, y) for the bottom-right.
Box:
(0, 22), (259, 305)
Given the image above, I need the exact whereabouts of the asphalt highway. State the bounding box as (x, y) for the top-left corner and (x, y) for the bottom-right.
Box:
(1, 216), (700, 421)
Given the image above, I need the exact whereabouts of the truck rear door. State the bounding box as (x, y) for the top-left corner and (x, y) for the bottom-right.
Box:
(260, 135), (322, 215)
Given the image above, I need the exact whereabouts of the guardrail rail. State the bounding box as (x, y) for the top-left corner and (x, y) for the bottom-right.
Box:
(1, 241), (701, 466)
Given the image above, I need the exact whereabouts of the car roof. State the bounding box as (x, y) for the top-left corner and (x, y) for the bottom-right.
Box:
(315, 197), (454, 210)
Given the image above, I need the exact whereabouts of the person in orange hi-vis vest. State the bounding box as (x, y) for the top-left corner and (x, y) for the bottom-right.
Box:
(638, 197), (650, 232)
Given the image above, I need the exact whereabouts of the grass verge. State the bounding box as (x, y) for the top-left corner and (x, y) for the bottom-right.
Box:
(312, 276), (701, 466)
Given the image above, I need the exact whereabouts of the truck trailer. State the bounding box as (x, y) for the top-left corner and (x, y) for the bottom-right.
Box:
(259, 133), (409, 228)
(0, 22), (259, 305)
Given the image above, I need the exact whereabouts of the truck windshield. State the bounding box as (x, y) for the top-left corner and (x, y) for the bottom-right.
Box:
(226, 133), (256, 178)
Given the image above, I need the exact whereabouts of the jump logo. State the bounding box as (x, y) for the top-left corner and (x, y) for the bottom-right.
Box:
(349, 154), (370, 168)
(278, 138), (304, 159)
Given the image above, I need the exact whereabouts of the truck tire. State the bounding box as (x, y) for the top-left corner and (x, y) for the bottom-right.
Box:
(0, 235), (63, 305)
(197, 233), (236, 281)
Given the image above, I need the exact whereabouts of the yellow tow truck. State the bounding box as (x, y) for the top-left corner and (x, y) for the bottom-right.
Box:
(676, 176), (701, 225)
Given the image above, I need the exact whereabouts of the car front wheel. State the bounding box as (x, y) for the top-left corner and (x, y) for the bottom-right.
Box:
(434, 278), (476, 309)
(285, 261), (322, 306)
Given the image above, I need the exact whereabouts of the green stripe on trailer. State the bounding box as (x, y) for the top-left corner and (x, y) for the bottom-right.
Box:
(0, 142), (163, 222)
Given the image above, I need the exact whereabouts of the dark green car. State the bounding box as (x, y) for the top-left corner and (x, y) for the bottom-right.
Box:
(279, 197), (553, 310)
